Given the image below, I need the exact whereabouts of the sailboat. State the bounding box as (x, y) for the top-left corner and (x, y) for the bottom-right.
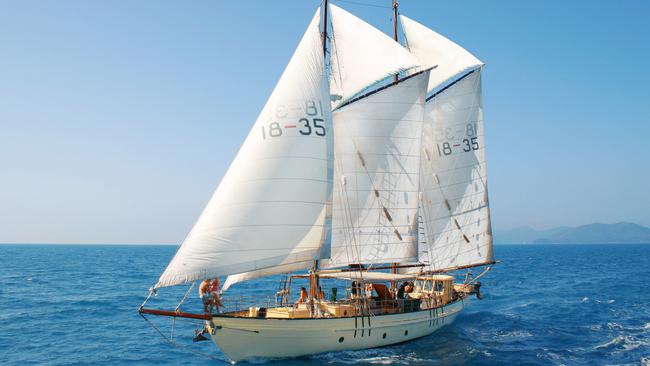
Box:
(139, 1), (495, 363)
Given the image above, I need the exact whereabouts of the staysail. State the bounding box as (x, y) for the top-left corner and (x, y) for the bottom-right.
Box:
(329, 4), (420, 106)
(401, 16), (493, 271)
(325, 70), (430, 268)
(156, 10), (332, 288)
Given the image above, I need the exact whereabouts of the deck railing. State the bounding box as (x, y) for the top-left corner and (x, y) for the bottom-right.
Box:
(214, 294), (452, 318)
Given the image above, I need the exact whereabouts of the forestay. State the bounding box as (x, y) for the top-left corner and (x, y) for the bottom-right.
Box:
(324, 70), (430, 268)
(329, 4), (420, 106)
(400, 15), (483, 95)
(156, 10), (332, 288)
(417, 70), (494, 270)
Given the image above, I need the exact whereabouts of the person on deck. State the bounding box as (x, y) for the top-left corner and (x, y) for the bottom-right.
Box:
(198, 279), (212, 313)
(210, 277), (223, 311)
(295, 287), (308, 305)
(365, 283), (373, 298)
(404, 282), (414, 298)
(397, 282), (406, 299)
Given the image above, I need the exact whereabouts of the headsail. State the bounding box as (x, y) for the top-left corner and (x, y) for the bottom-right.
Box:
(329, 4), (420, 106)
(400, 15), (483, 95)
(155, 10), (332, 288)
(325, 70), (430, 268)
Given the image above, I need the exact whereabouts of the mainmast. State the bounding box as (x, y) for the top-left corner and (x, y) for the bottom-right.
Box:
(392, 0), (399, 82)
(390, 0), (399, 292)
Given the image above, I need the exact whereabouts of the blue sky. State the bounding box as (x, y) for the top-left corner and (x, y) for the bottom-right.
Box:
(1, 0), (648, 244)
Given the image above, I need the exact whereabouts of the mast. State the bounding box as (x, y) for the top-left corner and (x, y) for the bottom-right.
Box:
(389, 0), (399, 292)
(392, 0), (399, 82)
(310, 0), (328, 301)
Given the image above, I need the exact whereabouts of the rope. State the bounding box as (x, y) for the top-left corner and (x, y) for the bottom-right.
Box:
(175, 282), (195, 312)
(139, 312), (231, 364)
(139, 287), (156, 309)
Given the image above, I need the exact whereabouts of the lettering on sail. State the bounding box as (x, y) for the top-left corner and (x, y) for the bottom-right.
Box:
(433, 122), (480, 157)
(260, 100), (327, 139)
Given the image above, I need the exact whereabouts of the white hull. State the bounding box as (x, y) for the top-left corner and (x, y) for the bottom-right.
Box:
(209, 299), (464, 363)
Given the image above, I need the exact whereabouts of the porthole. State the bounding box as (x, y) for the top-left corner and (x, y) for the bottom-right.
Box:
(404, 330), (408, 336)
(338, 337), (344, 343)
(382, 333), (387, 339)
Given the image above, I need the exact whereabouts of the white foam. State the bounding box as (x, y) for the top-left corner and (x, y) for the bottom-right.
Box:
(594, 335), (649, 352)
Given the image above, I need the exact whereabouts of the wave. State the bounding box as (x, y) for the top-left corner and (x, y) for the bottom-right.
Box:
(594, 335), (649, 352)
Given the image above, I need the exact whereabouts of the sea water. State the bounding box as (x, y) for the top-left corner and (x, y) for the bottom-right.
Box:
(1, 244), (649, 365)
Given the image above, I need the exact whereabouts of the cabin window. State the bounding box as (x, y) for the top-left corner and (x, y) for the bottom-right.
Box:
(338, 337), (344, 343)
(404, 330), (408, 336)
(382, 333), (387, 339)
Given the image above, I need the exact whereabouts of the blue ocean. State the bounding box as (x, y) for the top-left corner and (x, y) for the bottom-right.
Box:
(1, 244), (649, 365)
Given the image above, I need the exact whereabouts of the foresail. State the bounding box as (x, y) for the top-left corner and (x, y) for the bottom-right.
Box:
(418, 70), (493, 271)
(324, 70), (430, 268)
(329, 4), (420, 106)
(400, 15), (483, 95)
(155, 10), (332, 288)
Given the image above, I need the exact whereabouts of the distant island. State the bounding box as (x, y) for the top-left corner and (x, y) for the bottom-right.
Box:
(494, 222), (650, 244)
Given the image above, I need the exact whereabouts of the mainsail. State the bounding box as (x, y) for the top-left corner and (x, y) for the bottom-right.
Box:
(401, 16), (493, 271)
(156, 10), (331, 288)
(325, 70), (430, 267)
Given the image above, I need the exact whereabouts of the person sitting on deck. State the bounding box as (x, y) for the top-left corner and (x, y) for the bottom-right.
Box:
(210, 277), (223, 311)
(198, 279), (212, 313)
(364, 283), (374, 298)
(295, 287), (308, 304)
(397, 282), (406, 299)
(318, 286), (325, 300)
(404, 282), (415, 298)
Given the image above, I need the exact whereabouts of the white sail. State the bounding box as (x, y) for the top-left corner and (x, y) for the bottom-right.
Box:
(324, 70), (430, 268)
(400, 15), (483, 94)
(221, 261), (308, 292)
(418, 69), (494, 270)
(329, 4), (420, 105)
(155, 10), (332, 288)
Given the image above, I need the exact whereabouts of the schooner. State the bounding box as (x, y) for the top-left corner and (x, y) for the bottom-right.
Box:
(140, 1), (495, 362)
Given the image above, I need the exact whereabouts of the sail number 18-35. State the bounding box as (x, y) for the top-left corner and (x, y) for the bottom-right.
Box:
(261, 100), (326, 139)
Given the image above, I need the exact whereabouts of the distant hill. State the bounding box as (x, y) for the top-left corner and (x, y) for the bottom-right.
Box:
(494, 222), (650, 244)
